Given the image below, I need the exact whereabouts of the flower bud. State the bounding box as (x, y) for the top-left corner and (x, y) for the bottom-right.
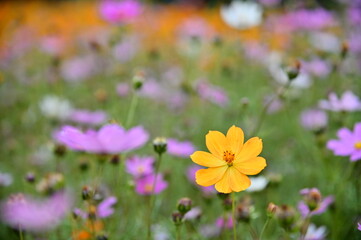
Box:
(25, 172), (36, 183)
(132, 72), (145, 91)
(110, 155), (120, 165)
(341, 42), (348, 59)
(177, 198), (192, 215)
(82, 186), (94, 201)
(301, 188), (322, 211)
(88, 205), (97, 220)
(79, 159), (89, 171)
(172, 212), (183, 226)
(275, 205), (296, 231)
(223, 197), (233, 211)
(285, 60), (301, 81)
(153, 137), (167, 155)
(94, 89), (108, 103)
(53, 144), (66, 157)
(267, 202), (278, 217)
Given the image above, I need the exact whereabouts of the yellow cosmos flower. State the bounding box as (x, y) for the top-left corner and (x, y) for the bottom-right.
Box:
(190, 125), (266, 193)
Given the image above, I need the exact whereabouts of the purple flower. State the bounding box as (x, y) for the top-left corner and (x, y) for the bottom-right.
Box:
(215, 215), (233, 229)
(56, 124), (149, 154)
(358, 222), (361, 231)
(183, 207), (202, 221)
(0, 172), (13, 187)
(116, 82), (131, 97)
(302, 59), (331, 78)
(305, 224), (327, 240)
(1, 191), (72, 232)
(300, 109), (328, 131)
(319, 91), (361, 112)
(70, 109), (107, 126)
(177, 17), (215, 40)
(167, 138), (195, 158)
(125, 155), (154, 178)
(327, 122), (361, 161)
(97, 196), (117, 218)
(60, 55), (98, 83)
(196, 80), (229, 107)
(39, 35), (65, 56)
(298, 188), (334, 218)
(112, 36), (139, 63)
(99, 0), (142, 25)
(135, 174), (168, 195)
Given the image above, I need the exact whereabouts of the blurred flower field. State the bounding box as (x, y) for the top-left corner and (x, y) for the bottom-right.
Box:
(1, 0), (361, 239)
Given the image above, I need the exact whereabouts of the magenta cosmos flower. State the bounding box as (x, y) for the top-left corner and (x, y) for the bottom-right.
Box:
(135, 174), (168, 195)
(298, 188), (334, 218)
(319, 91), (361, 112)
(327, 122), (361, 161)
(99, 0), (142, 25)
(56, 124), (149, 154)
(300, 109), (328, 132)
(167, 138), (195, 158)
(125, 155), (154, 178)
(70, 109), (107, 126)
(1, 191), (72, 232)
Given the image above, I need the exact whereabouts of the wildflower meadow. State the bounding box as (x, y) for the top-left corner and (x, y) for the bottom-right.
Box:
(1, 0), (361, 239)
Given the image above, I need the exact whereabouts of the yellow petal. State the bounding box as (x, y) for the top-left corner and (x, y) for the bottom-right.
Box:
(233, 157), (267, 175)
(226, 125), (244, 156)
(214, 168), (232, 193)
(234, 137), (263, 163)
(191, 151), (226, 167)
(229, 167), (251, 192)
(195, 166), (228, 187)
(206, 130), (228, 159)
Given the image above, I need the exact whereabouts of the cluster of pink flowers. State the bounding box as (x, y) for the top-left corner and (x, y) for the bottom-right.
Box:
(126, 156), (168, 195)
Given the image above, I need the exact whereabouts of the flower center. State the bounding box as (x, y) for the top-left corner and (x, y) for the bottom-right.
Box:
(145, 184), (153, 192)
(223, 150), (235, 165)
(355, 141), (361, 150)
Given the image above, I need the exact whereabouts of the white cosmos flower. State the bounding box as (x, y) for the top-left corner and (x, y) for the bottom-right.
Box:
(269, 63), (312, 89)
(39, 95), (73, 121)
(305, 224), (327, 240)
(309, 32), (340, 53)
(246, 176), (269, 192)
(220, 1), (263, 30)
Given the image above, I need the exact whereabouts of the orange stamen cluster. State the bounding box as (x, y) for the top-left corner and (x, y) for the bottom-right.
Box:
(223, 150), (235, 165)
(355, 141), (361, 150)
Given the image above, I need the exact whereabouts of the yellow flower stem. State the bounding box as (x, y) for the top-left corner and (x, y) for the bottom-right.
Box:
(147, 152), (163, 240)
(125, 91), (139, 128)
(251, 81), (291, 136)
(232, 192), (237, 240)
(259, 216), (271, 240)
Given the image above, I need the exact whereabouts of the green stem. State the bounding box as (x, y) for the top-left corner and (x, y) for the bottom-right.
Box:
(147, 153), (163, 240)
(259, 217), (271, 240)
(176, 225), (182, 240)
(251, 81), (291, 136)
(18, 225), (24, 240)
(125, 92), (139, 128)
(232, 192), (237, 240)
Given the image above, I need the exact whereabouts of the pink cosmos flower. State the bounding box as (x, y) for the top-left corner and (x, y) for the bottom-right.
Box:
(1, 191), (71, 232)
(56, 124), (149, 154)
(39, 35), (65, 57)
(97, 196), (117, 218)
(300, 109), (328, 132)
(327, 122), (361, 161)
(177, 17), (215, 40)
(99, 0), (142, 25)
(116, 82), (131, 97)
(215, 215), (233, 229)
(358, 222), (361, 231)
(135, 174), (168, 195)
(60, 55), (98, 83)
(113, 36), (139, 63)
(125, 155), (154, 178)
(70, 109), (107, 126)
(302, 59), (331, 78)
(319, 91), (361, 112)
(196, 80), (229, 107)
(167, 138), (195, 158)
(298, 188), (334, 218)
